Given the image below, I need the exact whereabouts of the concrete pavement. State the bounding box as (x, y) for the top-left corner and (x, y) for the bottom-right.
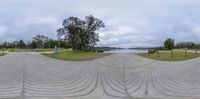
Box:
(1, 52), (200, 99)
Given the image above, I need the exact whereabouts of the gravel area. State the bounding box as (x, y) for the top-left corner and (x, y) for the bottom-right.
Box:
(1, 52), (200, 99)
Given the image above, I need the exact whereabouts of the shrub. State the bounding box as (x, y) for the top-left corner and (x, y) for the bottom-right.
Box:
(97, 50), (104, 53)
(156, 47), (167, 50)
(148, 49), (156, 54)
(92, 50), (97, 52)
(84, 49), (91, 52)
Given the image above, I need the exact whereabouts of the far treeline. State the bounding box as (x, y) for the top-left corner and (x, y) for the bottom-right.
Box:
(0, 35), (68, 49)
(163, 38), (200, 50)
(0, 15), (105, 51)
(147, 38), (200, 53)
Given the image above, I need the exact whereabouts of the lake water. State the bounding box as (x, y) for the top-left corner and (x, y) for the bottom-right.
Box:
(104, 49), (147, 53)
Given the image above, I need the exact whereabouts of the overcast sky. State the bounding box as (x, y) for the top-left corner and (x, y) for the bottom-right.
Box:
(0, 0), (200, 48)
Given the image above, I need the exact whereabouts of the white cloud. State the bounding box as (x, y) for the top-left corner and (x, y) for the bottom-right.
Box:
(0, 0), (200, 47)
(26, 16), (57, 25)
(100, 26), (138, 38)
(0, 25), (7, 37)
(191, 26), (200, 41)
(193, 27), (200, 34)
(15, 16), (58, 26)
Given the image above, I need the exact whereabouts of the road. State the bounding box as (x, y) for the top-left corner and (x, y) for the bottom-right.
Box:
(1, 52), (200, 99)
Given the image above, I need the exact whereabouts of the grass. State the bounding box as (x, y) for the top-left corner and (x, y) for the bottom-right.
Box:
(137, 50), (200, 61)
(0, 48), (16, 52)
(0, 48), (68, 52)
(43, 50), (111, 61)
(8, 48), (16, 52)
(0, 49), (6, 56)
(0, 53), (4, 56)
(34, 48), (54, 52)
(0, 51), (6, 57)
(0, 53), (6, 56)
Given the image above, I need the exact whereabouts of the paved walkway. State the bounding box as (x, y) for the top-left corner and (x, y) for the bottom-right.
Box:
(1, 52), (200, 99)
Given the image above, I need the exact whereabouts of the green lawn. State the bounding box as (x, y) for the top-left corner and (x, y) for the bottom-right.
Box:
(137, 50), (200, 61)
(0, 50), (6, 56)
(43, 50), (111, 61)
(0, 49), (5, 56)
(8, 48), (16, 52)
(0, 48), (16, 52)
(0, 53), (3, 56)
(34, 48), (54, 52)
(0, 53), (6, 56)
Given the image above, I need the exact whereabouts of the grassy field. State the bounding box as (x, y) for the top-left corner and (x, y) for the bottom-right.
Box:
(0, 53), (3, 56)
(0, 48), (16, 52)
(137, 50), (200, 61)
(0, 53), (6, 56)
(43, 50), (111, 61)
(8, 48), (16, 52)
(34, 48), (54, 52)
(0, 49), (6, 56)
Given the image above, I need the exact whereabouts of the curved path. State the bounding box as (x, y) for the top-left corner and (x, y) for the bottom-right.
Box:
(1, 52), (200, 99)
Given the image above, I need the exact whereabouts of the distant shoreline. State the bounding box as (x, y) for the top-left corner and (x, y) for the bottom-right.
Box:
(95, 47), (159, 51)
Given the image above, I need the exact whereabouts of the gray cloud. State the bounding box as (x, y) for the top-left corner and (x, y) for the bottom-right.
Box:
(0, 0), (200, 47)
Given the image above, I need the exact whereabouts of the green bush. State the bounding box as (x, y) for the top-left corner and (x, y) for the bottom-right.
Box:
(148, 49), (156, 54)
(97, 50), (104, 53)
(92, 50), (97, 52)
(156, 47), (167, 50)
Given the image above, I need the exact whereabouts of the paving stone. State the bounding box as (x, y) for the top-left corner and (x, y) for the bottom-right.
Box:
(1, 52), (200, 99)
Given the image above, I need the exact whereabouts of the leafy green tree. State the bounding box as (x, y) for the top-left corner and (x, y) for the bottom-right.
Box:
(33, 34), (48, 48)
(45, 39), (68, 49)
(57, 15), (105, 51)
(84, 15), (104, 50)
(176, 41), (196, 49)
(2, 42), (8, 48)
(12, 41), (19, 48)
(164, 38), (175, 50)
(18, 40), (26, 48)
(28, 41), (37, 49)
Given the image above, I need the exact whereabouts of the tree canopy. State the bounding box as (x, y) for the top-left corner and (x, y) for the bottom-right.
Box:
(164, 38), (175, 50)
(57, 15), (105, 51)
(33, 34), (48, 48)
(176, 41), (196, 49)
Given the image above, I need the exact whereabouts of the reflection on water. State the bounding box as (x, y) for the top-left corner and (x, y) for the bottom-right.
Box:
(104, 49), (147, 53)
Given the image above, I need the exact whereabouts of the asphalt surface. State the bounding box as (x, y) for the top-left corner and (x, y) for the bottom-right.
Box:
(1, 52), (200, 99)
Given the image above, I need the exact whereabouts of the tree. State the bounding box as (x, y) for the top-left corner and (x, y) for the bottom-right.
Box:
(33, 34), (48, 48)
(164, 38), (175, 50)
(18, 40), (26, 48)
(176, 41), (196, 49)
(57, 15), (105, 51)
(13, 41), (19, 48)
(28, 41), (37, 49)
(0, 42), (16, 48)
(2, 42), (8, 48)
(84, 15), (104, 50)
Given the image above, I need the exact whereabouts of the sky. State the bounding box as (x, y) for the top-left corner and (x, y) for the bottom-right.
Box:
(0, 0), (200, 48)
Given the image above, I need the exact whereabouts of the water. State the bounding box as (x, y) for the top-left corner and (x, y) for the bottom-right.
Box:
(104, 49), (147, 53)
